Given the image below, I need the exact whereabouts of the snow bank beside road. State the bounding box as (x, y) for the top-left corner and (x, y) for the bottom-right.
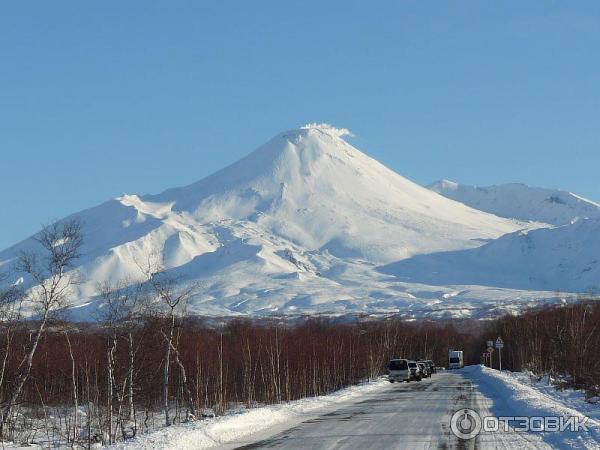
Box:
(113, 378), (388, 450)
(462, 365), (600, 449)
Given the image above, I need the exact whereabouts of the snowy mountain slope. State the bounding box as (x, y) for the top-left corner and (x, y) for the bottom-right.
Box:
(144, 125), (524, 262)
(428, 180), (600, 226)
(380, 218), (600, 294)
(0, 124), (571, 319)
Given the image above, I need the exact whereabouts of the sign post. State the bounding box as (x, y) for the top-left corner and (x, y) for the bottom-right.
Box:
(486, 341), (494, 367)
(495, 337), (504, 371)
(486, 347), (494, 368)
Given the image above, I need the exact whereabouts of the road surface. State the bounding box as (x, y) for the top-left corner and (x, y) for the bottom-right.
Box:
(219, 371), (550, 450)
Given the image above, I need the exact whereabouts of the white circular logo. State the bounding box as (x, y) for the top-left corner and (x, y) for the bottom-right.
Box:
(451, 408), (482, 440)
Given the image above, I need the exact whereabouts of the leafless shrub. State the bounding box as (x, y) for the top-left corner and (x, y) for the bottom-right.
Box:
(481, 300), (600, 393)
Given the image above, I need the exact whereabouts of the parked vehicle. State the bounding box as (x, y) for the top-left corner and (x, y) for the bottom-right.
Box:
(417, 362), (429, 378)
(425, 360), (436, 374)
(417, 360), (432, 378)
(407, 360), (422, 381)
(387, 358), (411, 383)
(448, 350), (464, 369)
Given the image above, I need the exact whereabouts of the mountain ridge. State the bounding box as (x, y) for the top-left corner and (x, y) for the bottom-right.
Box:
(428, 179), (600, 226)
(381, 218), (600, 293)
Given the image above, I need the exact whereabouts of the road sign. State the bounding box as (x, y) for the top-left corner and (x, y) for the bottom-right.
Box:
(487, 347), (494, 353)
(496, 337), (504, 371)
(487, 340), (494, 348)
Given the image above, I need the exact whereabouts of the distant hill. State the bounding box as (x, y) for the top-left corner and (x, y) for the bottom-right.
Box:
(428, 179), (600, 225)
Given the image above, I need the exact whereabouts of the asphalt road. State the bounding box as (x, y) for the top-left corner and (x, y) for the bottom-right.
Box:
(224, 371), (550, 450)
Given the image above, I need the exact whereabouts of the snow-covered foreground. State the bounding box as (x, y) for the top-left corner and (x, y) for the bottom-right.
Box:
(112, 378), (389, 450)
(462, 365), (600, 449)
(114, 366), (600, 450)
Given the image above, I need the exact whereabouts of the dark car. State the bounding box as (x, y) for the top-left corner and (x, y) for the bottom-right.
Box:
(425, 360), (436, 374)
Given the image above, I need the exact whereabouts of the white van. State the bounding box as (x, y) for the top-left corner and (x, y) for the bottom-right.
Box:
(387, 359), (411, 383)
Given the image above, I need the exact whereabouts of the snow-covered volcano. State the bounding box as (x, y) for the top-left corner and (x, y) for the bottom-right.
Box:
(143, 124), (523, 261)
(0, 125), (573, 319)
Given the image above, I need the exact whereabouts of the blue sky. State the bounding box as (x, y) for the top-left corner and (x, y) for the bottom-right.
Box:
(1, 1), (600, 249)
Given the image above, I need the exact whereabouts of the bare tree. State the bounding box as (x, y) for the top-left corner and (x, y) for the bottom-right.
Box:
(1, 219), (83, 437)
(63, 329), (78, 444)
(153, 275), (197, 425)
(137, 255), (198, 426)
(0, 273), (24, 404)
(98, 279), (147, 441)
(163, 326), (197, 421)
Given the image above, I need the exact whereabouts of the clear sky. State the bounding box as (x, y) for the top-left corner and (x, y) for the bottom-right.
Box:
(2, 1), (600, 249)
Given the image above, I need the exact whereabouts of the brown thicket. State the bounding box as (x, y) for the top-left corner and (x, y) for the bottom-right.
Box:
(0, 315), (473, 444)
(481, 301), (600, 395)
